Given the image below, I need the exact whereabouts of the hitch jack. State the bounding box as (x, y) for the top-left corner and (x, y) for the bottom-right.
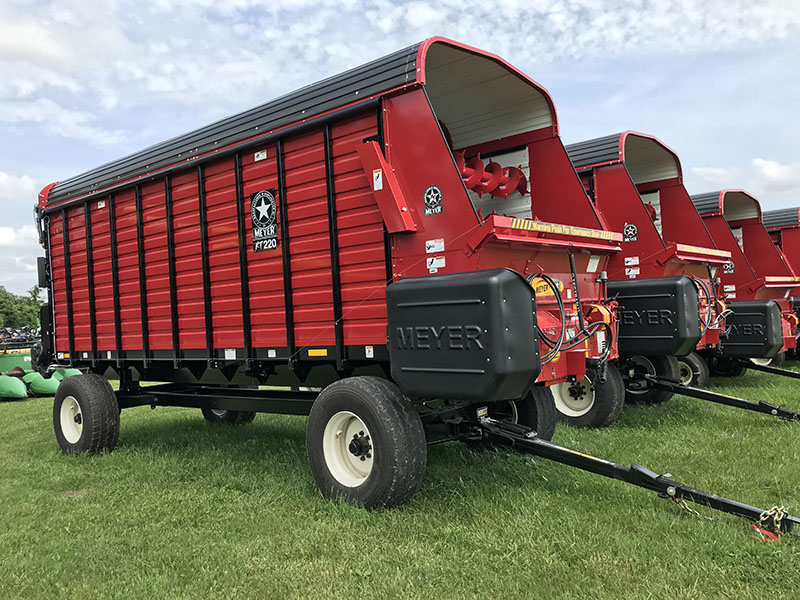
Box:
(476, 416), (799, 537)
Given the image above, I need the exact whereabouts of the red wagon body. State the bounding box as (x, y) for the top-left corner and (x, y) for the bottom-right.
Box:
(36, 37), (621, 390)
(566, 132), (730, 354)
(691, 191), (798, 354)
(764, 207), (800, 310)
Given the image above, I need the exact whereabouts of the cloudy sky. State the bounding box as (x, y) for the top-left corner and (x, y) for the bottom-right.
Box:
(1, 0), (799, 294)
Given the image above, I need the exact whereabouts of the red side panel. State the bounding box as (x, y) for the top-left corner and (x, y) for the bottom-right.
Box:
(739, 220), (794, 276)
(141, 181), (171, 350)
(592, 164), (665, 279)
(330, 114), (387, 345)
(90, 200), (115, 351)
(204, 156), (244, 349)
(68, 206), (90, 352)
(654, 183), (716, 249)
(49, 214), (67, 352)
(171, 170), (204, 350)
(113, 188), (142, 350)
(241, 144), (287, 348)
(528, 136), (605, 230)
(284, 129), (335, 347)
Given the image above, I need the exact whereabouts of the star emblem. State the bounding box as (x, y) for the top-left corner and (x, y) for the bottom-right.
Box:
(257, 198), (272, 222)
(424, 186), (442, 208)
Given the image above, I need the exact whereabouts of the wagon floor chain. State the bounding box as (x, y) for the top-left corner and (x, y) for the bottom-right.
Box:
(643, 375), (800, 422)
(476, 417), (800, 537)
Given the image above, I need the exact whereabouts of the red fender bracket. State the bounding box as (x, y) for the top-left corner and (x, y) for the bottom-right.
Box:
(356, 141), (417, 233)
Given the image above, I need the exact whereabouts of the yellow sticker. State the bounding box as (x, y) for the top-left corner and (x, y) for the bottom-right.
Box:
(675, 243), (730, 258)
(308, 348), (328, 357)
(509, 218), (616, 241)
(529, 277), (565, 297)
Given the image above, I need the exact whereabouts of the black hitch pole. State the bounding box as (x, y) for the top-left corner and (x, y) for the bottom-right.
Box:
(745, 361), (800, 380)
(644, 375), (800, 422)
(478, 418), (800, 536)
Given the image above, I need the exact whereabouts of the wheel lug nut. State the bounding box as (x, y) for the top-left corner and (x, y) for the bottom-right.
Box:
(366, 453), (371, 459)
(360, 456), (366, 461)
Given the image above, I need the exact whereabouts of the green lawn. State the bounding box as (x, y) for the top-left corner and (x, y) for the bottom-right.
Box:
(2, 370), (799, 599)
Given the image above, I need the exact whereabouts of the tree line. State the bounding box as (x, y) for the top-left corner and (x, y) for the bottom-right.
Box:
(0, 286), (43, 328)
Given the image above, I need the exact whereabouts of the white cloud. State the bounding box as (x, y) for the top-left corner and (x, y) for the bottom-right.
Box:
(0, 225), (42, 295)
(691, 159), (800, 203)
(1, 0), (798, 134)
(0, 98), (125, 145)
(751, 158), (800, 193)
(0, 225), (39, 248)
(691, 167), (733, 186)
(0, 172), (42, 203)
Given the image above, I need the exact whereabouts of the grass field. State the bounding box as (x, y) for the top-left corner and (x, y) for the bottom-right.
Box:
(2, 370), (799, 599)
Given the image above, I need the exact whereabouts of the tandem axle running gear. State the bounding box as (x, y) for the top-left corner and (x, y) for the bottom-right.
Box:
(641, 374), (800, 422)
(472, 414), (800, 537)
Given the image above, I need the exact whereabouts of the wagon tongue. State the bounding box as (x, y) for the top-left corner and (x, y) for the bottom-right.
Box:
(474, 413), (800, 538)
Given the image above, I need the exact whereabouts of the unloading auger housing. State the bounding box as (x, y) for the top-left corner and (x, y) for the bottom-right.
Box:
(33, 37), (799, 536)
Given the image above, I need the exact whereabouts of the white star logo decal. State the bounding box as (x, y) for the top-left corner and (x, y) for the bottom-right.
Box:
(256, 198), (272, 222)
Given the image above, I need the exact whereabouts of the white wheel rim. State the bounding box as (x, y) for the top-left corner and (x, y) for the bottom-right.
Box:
(209, 409), (227, 417)
(677, 360), (693, 385)
(750, 357), (772, 367)
(60, 395), (83, 444)
(627, 356), (656, 394)
(551, 376), (594, 417)
(322, 411), (374, 487)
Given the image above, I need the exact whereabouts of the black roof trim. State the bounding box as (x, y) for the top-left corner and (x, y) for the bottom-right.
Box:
(565, 133), (623, 169)
(690, 192), (722, 216)
(48, 42), (421, 205)
(763, 207), (800, 230)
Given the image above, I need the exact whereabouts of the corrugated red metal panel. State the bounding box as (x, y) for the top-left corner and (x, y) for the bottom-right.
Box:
(89, 199), (115, 351)
(284, 129), (335, 347)
(67, 205), (91, 352)
(204, 156), (244, 349)
(113, 188), (142, 350)
(170, 170), (204, 350)
(241, 144), (287, 348)
(330, 113), (386, 346)
(49, 214), (67, 351)
(140, 181), (172, 349)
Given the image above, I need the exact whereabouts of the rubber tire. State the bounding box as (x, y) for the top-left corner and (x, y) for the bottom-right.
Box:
(624, 355), (680, 404)
(677, 352), (709, 388)
(751, 352), (786, 368)
(306, 376), (426, 509)
(53, 373), (120, 454)
(708, 356), (748, 377)
(476, 384), (558, 445)
(201, 408), (257, 425)
(556, 366), (625, 429)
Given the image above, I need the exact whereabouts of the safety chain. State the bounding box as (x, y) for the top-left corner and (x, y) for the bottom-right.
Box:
(758, 505), (787, 534)
(673, 498), (713, 522)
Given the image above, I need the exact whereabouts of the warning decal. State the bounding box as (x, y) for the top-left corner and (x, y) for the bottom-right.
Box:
(251, 189), (279, 252)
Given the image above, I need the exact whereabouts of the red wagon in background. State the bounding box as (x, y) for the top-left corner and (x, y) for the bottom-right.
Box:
(691, 190), (798, 371)
(566, 131), (730, 391)
(764, 206), (800, 347)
